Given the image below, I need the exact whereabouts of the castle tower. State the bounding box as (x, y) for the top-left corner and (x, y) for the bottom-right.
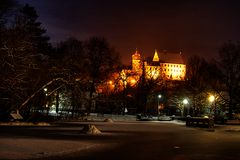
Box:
(132, 49), (142, 74)
(152, 49), (159, 62)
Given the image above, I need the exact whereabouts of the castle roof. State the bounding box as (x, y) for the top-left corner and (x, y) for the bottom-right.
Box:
(158, 52), (184, 64)
(152, 50), (159, 62)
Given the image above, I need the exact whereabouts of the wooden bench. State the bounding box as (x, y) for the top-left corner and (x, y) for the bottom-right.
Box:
(186, 117), (214, 128)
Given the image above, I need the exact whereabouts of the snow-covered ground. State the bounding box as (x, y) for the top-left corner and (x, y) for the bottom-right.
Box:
(1, 117), (240, 160)
(87, 113), (137, 121)
(0, 138), (103, 160)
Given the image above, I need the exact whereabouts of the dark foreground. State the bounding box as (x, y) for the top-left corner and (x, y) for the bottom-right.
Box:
(1, 121), (240, 160)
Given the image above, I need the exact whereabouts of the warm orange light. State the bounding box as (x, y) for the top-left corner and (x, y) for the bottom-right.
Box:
(120, 70), (127, 80)
(208, 95), (215, 102)
(152, 50), (159, 62)
(100, 50), (187, 94)
(130, 79), (136, 85)
(162, 63), (186, 80)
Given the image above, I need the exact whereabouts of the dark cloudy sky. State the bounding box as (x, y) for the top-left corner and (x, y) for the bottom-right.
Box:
(18, 0), (240, 64)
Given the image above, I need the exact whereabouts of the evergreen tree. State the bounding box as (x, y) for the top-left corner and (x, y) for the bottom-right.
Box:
(0, 4), (51, 115)
(15, 4), (51, 55)
(0, 0), (17, 27)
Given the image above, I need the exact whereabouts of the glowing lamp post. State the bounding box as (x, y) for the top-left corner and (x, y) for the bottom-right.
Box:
(208, 95), (216, 116)
(43, 88), (48, 108)
(183, 99), (189, 105)
(183, 98), (189, 116)
(208, 95), (215, 103)
(157, 94), (162, 115)
(43, 88), (48, 96)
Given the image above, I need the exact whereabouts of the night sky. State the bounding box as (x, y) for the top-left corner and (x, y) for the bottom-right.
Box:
(18, 0), (240, 64)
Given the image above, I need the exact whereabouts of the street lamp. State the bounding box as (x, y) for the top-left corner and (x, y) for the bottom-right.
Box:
(158, 94), (162, 99)
(44, 88), (48, 96)
(208, 95), (215, 103)
(183, 98), (189, 116)
(157, 94), (162, 116)
(208, 95), (215, 117)
(183, 99), (189, 105)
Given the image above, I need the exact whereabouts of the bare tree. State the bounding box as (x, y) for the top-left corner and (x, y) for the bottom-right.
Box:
(53, 37), (86, 117)
(84, 37), (120, 114)
(186, 55), (212, 116)
(135, 61), (165, 114)
(218, 42), (240, 119)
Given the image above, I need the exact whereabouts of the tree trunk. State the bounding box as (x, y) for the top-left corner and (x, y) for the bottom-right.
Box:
(228, 86), (234, 119)
(56, 91), (59, 114)
(88, 81), (95, 115)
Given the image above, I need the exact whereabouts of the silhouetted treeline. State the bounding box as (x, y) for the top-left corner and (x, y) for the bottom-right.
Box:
(1, 1), (240, 120)
(0, 2), (120, 120)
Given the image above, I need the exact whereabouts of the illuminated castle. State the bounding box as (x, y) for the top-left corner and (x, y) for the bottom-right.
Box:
(99, 49), (186, 93)
(132, 49), (186, 81)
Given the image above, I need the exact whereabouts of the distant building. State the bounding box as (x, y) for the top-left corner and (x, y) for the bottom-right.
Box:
(131, 49), (186, 81)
